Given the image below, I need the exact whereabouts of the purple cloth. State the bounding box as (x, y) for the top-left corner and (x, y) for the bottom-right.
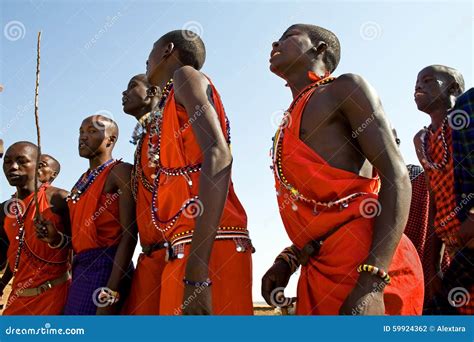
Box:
(63, 246), (133, 315)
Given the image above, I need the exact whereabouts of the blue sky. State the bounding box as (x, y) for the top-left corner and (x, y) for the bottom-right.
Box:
(1, 0), (472, 302)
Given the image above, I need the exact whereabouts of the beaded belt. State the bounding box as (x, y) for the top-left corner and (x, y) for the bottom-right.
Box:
(15, 271), (70, 297)
(168, 227), (254, 260)
(141, 240), (169, 256)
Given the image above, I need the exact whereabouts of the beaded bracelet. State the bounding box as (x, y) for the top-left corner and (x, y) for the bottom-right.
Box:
(275, 246), (300, 274)
(48, 231), (65, 249)
(357, 264), (391, 284)
(98, 288), (120, 305)
(183, 278), (212, 287)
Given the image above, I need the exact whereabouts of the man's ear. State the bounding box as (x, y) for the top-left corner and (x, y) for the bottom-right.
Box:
(449, 81), (462, 97)
(311, 41), (328, 57)
(107, 135), (118, 147)
(163, 42), (175, 59)
(147, 85), (160, 98)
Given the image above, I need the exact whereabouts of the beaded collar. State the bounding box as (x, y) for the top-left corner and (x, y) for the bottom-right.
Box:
(67, 159), (117, 203)
(421, 116), (450, 170)
(270, 75), (370, 213)
(130, 112), (153, 145)
(146, 79), (232, 235)
(12, 194), (35, 275)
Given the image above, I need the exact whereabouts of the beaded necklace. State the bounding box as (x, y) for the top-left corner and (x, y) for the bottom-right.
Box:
(67, 159), (116, 203)
(131, 80), (174, 199)
(12, 195), (35, 275)
(130, 112), (152, 145)
(148, 79), (232, 234)
(271, 76), (369, 213)
(421, 116), (450, 170)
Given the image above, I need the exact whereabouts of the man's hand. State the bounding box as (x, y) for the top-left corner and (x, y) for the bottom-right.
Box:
(182, 284), (212, 315)
(34, 217), (61, 245)
(261, 260), (293, 306)
(339, 273), (385, 315)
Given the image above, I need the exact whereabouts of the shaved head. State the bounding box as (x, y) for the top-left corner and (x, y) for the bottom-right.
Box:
(41, 154), (60, 173)
(156, 30), (206, 70)
(6, 141), (39, 158)
(85, 115), (119, 139)
(424, 65), (465, 95)
(3, 141), (39, 186)
(288, 24), (341, 73)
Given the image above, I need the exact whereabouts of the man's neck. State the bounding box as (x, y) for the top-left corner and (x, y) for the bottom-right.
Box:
(133, 107), (152, 121)
(152, 69), (176, 94)
(285, 66), (329, 99)
(89, 153), (113, 169)
(428, 97), (456, 130)
(16, 180), (38, 200)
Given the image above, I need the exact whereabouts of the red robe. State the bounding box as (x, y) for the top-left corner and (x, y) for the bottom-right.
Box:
(274, 82), (424, 315)
(3, 184), (70, 315)
(131, 77), (253, 315)
(68, 161), (122, 254)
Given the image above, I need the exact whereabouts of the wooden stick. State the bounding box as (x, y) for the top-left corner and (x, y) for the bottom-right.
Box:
(33, 31), (42, 220)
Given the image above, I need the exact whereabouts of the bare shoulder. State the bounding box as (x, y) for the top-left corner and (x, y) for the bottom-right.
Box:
(173, 66), (209, 95)
(111, 162), (132, 177)
(46, 185), (68, 200)
(109, 162), (132, 185)
(330, 73), (373, 97)
(173, 65), (205, 83)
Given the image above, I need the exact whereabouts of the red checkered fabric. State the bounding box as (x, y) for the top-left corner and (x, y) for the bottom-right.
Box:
(424, 126), (474, 315)
(425, 126), (461, 251)
(404, 166), (451, 306)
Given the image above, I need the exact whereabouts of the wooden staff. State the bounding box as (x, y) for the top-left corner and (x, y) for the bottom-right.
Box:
(33, 31), (42, 220)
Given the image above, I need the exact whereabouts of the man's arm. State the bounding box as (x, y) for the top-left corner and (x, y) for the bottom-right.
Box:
(174, 66), (233, 315)
(98, 163), (138, 314)
(336, 74), (411, 314)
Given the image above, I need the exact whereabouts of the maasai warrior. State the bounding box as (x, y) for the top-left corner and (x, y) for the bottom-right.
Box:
(413, 65), (474, 314)
(261, 24), (424, 315)
(142, 30), (253, 315)
(38, 154), (61, 184)
(120, 74), (166, 315)
(0, 153), (62, 300)
(0, 141), (70, 315)
(39, 115), (136, 315)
